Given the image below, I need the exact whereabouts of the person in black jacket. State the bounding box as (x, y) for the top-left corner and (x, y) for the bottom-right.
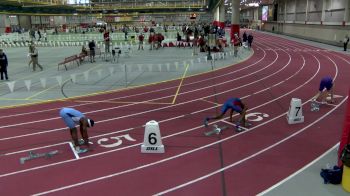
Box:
(88, 40), (96, 63)
(247, 33), (254, 49)
(343, 35), (349, 51)
(0, 49), (9, 80)
(242, 32), (247, 44)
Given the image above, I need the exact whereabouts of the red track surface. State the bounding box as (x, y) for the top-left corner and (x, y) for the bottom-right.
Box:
(1, 32), (350, 196)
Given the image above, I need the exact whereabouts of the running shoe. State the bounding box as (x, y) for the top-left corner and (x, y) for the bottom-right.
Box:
(204, 117), (209, 127)
(76, 148), (88, 154)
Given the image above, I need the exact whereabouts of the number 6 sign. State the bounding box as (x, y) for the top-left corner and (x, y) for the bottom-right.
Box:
(141, 120), (165, 153)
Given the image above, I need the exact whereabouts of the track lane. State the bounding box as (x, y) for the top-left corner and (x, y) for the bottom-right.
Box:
(1, 31), (348, 195)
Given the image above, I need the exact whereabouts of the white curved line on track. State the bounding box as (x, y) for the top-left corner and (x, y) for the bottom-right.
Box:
(0, 45), (265, 120)
(0, 43), (280, 139)
(154, 35), (343, 195)
(4, 36), (340, 196)
(153, 96), (347, 196)
(3, 53), (303, 156)
(1, 48), (320, 178)
(29, 38), (342, 194)
(0, 45), (269, 129)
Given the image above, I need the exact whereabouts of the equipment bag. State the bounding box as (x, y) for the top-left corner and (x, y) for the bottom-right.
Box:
(320, 166), (343, 184)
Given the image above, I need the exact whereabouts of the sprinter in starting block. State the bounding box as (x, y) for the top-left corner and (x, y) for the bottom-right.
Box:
(311, 76), (334, 111)
(204, 97), (249, 132)
(59, 107), (95, 154)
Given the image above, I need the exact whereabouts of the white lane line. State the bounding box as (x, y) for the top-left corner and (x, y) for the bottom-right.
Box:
(0, 45), (279, 140)
(154, 97), (347, 195)
(220, 120), (249, 131)
(257, 143), (339, 196)
(0, 43), (266, 120)
(0, 53), (318, 178)
(0, 44), (270, 130)
(152, 36), (342, 195)
(34, 96), (348, 196)
(68, 142), (79, 160)
(1, 37), (326, 177)
(29, 34), (337, 194)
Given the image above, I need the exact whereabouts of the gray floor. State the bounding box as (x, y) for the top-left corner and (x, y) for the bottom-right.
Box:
(0, 43), (250, 107)
(259, 144), (349, 196)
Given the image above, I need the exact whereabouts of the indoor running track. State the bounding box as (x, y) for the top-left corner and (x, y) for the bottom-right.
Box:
(1, 32), (349, 196)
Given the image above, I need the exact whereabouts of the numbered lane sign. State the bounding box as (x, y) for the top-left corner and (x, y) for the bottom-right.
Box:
(287, 98), (304, 124)
(141, 120), (165, 153)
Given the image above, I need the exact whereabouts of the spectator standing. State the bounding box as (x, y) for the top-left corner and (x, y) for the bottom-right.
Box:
(88, 40), (96, 63)
(43, 30), (47, 42)
(103, 29), (111, 53)
(343, 35), (349, 51)
(123, 26), (128, 41)
(149, 32), (154, 50)
(29, 29), (35, 40)
(29, 45), (43, 71)
(176, 32), (182, 47)
(247, 33), (254, 49)
(27, 42), (34, 67)
(0, 49), (9, 80)
(37, 30), (41, 41)
(242, 32), (247, 45)
(233, 34), (240, 57)
(138, 33), (144, 50)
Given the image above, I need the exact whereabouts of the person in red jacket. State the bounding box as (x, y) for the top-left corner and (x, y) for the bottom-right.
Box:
(138, 33), (144, 50)
(153, 33), (159, 49)
(103, 29), (110, 53)
(144, 26), (149, 33)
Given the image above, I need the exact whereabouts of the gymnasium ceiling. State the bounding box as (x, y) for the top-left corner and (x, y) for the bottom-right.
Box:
(0, 0), (272, 15)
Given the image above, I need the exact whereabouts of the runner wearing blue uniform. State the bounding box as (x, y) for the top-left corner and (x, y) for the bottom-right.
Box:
(59, 107), (95, 153)
(312, 76), (334, 103)
(204, 98), (248, 128)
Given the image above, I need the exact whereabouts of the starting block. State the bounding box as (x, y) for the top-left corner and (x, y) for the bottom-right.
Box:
(20, 150), (59, 164)
(204, 124), (228, 136)
(287, 98), (304, 124)
(141, 120), (165, 153)
(235, 121), (252, 132)
(311, 101), (320, 112)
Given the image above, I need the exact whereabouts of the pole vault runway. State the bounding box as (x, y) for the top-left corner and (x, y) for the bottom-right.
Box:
(0, 32), (349, 195)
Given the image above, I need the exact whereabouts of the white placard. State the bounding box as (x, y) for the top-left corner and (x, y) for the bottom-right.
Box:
(287, 98), (304, 124)
(141, 120), (164, 153)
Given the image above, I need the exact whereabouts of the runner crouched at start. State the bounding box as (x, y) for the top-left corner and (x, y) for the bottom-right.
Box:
(312, 76), (335, 104)
(59, 107), (95, 153)
(204, 97), (248, 128)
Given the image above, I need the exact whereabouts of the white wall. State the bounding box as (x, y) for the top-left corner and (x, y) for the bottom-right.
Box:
(262, 22), (350, 46)
(276, 0), (349, 22)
